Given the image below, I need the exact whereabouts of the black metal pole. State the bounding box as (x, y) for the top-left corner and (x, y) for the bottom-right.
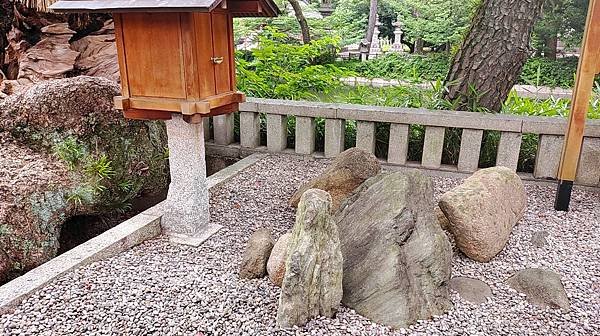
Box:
(554, 180), (573, 211)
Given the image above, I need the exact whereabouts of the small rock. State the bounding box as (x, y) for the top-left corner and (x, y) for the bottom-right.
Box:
(439, 166), (527, 262)
(266, 233), (291, 287)
(289, 148), (381, 212)
(277, 189), (343, 328)
(506, 268), (570, 311)
(531, 230), (549, 248)
(239, 228), (274, 279)
(449, 276), (492, 304)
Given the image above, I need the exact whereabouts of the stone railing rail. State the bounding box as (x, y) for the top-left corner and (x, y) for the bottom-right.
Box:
(205, 98), (600, 187)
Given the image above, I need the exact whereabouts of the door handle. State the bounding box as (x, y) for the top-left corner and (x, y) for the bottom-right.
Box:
(211, 56), (224, 64)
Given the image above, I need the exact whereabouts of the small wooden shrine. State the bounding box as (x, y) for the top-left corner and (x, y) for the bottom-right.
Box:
(50, 0), (279, 123)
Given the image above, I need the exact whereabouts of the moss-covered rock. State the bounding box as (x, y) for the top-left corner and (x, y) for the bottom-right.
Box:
(0, 76), (168, 282)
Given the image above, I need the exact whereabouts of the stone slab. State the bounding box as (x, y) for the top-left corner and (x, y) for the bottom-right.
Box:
(422, 126), (445, 169)
(458, 129), (483, 173)
(324, 119), (345, 158)
(240, 112), (261, 148)
(213, 113), (235, 146)
(295, 116), (316, 155)
(356, 121), (376, 154)
(387, 123), (409, 165)
(575, 137), (600, 186)
(267, 114), (287, 152)
(496, 131), (522, 171)
(534, 135), (563, 180)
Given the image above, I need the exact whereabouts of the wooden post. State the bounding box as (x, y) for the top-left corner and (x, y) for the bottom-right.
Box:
(555, 0), (600, 211)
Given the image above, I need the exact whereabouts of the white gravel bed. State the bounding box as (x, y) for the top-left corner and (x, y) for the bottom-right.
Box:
(1, 154), (599, 336)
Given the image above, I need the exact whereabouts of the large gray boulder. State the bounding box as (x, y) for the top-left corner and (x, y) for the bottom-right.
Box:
(267, 232), (291, 287)
(439, 166), (527, 262)
(277, 189), (343, 328)
(335, 171), (452, 328)
(239, 228), (274, 279)
(289, 148), (381, 212)
(506, 268), (570, 311)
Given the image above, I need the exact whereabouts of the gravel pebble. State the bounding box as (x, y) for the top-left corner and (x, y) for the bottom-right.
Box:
(1, 154), (599, 336)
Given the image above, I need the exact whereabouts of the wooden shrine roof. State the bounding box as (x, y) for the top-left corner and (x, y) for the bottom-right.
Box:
(49, 0), (280, 16)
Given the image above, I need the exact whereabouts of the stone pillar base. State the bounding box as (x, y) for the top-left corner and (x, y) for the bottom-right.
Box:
(162, 114), (219, 246)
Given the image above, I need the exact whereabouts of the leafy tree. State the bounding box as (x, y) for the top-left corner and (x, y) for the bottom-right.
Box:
(533, 0), (587, 59)
(398, 0), (479, 49)
(329, 0), (477, 51)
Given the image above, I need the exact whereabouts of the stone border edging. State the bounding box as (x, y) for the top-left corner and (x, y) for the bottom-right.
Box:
(0, 153), (268, 315)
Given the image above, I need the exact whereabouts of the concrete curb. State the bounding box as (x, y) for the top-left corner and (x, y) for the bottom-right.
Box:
(0, 153), (267, 315)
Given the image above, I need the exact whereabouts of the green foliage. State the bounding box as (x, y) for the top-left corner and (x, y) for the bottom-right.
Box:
(397, 0), (479, 46)
(236, 29), (346, 99)
(502, 90), (600, 119)
(0, 224), (9, 237)
(341, 53), (594, 89)
(533, 0), (587, 55)
(52, 137), (86, 169)
(520, 57), (580, 88)
(66, 186), (95, 207)
(328, 0), (478, 47)
(341, 53), (450, 81)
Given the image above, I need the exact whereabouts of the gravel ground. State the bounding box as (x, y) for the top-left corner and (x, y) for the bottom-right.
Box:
(1, 154), (599, 336)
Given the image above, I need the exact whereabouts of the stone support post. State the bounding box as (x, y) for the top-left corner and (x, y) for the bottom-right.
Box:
(162, 114), (221, 246)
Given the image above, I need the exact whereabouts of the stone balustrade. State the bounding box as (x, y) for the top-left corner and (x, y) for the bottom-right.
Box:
(206, 98), (600, 187)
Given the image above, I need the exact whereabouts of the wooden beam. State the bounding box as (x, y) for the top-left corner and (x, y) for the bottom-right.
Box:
(123, 109), (172, 121)
(555, 0), (600, 210)
(113, 91), (244, 115)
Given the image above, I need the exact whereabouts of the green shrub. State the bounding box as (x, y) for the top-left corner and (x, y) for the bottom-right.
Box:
(340, 53), (451, 82)
(519, 57), (579, 88)
(236, 28), (346, 100)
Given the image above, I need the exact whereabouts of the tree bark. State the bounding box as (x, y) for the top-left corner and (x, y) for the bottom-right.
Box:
(444, 0), (545, 112)
(0, 0), (14, 75)
(414, 37), (424, 54)
(365, 0), (377, 43)
(544, 34), (558, 60)
(288, 0), (311, 44)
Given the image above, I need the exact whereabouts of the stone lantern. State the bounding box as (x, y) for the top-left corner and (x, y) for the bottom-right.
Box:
(392, 15), (404, 53)
(50, 0), (280, 244)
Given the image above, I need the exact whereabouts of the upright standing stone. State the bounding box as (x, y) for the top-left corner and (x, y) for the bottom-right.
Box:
(335, 172), (452, 328)
(277, 189), (343, 328)
(163, 114), (221, 245)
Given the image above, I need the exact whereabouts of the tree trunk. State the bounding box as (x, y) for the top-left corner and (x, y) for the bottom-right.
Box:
(365, 0), (377, 43)
(0, 0), (14, 75)
(414, 38), (424, 54)
(288, 0), (311, 44)
(444, 0), (544, 112)
(544, 34), (558, 60)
